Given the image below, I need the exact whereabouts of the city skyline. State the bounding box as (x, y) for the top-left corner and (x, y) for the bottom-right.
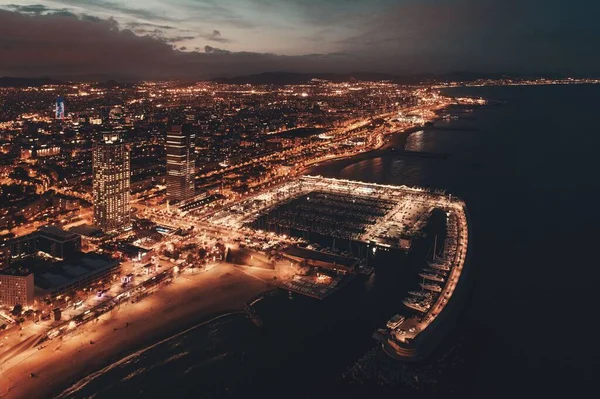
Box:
(0, 3), (596, 397)
(1, 1), (600, 80)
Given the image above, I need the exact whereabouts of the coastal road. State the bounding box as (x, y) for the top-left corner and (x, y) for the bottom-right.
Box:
(0, 263), (272, 399)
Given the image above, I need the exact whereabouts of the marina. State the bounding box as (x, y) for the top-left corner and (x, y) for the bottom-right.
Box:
(374, 198), (470, 361)
(208, 176), (466, 303)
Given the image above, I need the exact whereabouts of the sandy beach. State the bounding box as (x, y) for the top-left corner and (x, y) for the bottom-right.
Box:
(0, 264), (272, 399)
(0, 125), (425, 399)
(305, 126), (421, 176)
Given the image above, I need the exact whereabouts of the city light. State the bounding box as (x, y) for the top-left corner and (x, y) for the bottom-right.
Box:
(0, 74), (594, 398)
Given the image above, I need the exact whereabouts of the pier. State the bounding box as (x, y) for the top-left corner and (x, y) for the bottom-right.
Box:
(373, 199), (470, 362)
(207, 176), (461, 301)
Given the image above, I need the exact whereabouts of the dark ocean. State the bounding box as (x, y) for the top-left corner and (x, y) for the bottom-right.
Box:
(57, 85), (600, 399)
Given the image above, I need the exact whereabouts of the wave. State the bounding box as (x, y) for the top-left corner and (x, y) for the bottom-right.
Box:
(161, 350), (190, 366)
(184, 352), (229, 375)
(54, 311), (246, 398)
(121, 367), (147, 382)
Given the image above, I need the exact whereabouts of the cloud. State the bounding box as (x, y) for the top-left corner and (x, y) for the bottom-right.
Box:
(204, 45), (231, 55)
(0, 9), (353, 80)
(68, 0), (172, 23)
(3, 4), (52, 14)
(329, 0), (600, 74)
(1, 1), (600, 79)
(125, 21), (174, 31)
(200, 29), (231, 43)
(163, 35), (197, 43)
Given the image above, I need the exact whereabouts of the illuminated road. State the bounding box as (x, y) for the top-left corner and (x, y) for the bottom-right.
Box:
(0, 264), (271, 399)
(192, 100), (451, 191)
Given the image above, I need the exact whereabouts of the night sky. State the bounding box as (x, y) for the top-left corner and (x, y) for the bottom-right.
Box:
(1, 0), (599, 80)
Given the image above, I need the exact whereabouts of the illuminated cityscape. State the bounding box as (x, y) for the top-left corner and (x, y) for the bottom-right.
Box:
(0, 70), (597, 398)
(0, 72), (597, 398)
(0, 1), (597, 398)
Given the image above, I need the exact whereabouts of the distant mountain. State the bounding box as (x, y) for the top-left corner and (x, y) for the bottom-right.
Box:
(210, 71), (556, 85)
(95, 79), (136, 89)
(0, 76), (66, 87)
(211, 71), (404, 85)
(414, 71), (527, 83)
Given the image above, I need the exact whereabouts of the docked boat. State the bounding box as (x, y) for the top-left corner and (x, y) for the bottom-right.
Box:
(403, 299), (431, 313)
(423, 267), (447, 276)
(428, 235), (450, 270)
(408, 290), (430, 298)
(428, 262), (450, 271)
(420, 283), (442, 292)
(386, 314), (406, 329)
(419, 273), (445, 283)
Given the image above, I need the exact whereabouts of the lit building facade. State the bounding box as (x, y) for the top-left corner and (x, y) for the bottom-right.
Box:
(55, 96), (65, 119)
(166, 125), (196, 202)
(93, 133), (131, 232)
(0, 272), (34, 307)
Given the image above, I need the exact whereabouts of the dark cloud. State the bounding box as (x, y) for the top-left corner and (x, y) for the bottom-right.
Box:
(200, 29), (231, 43)
(125, 21), (174, 31)
(1, 3), (98, 20)
(0, 10), (351, 80)
(67, 0), (173, 22)
(130, 27), (163, 36)
(3, 4), (52, 14)
(204, 45), (231, 55)
(1, 0), (600, 79)
(122, 21), (177, 38)
(163, 35), (197, 43)
(332, 0), (600, 74)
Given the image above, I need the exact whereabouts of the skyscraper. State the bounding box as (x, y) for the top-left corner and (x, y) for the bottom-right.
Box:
(55, 96), (65, 119)
(166, 125), (196, 202)
(93, 133), (131, 232)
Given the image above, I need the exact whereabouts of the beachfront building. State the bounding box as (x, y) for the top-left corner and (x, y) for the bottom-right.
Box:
(0, 271), (34, 307)
(93, 133), (131, 233)
(4, 226), (81, 262)
(35, 253), (121, 300)
(166, 125), (196, 202)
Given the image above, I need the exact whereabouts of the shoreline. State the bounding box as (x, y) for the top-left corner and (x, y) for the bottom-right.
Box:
(1, 122), (430, 399)
(0, 264), (273, 399)
(303, 125), (422, 176)
(55, 310), (248, 398)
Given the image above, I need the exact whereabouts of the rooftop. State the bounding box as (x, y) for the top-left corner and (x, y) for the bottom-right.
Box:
(284, 246), (358, 268)
(34, 252), (120, 291)
(68, 224), (103, 238)
(0, 269), (33, 277)
(38, 225), (80, 242)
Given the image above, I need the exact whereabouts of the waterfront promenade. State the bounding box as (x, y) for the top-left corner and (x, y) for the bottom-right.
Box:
(0, 264), (270, 399)
(378, 199), (469, 360)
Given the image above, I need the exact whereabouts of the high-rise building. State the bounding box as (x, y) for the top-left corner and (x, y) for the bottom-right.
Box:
(55, 96), (65, 119)
(166, 125), (196, 202)
(92, 133), (131, 232)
